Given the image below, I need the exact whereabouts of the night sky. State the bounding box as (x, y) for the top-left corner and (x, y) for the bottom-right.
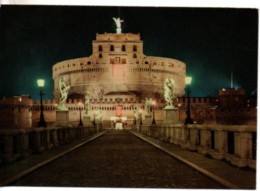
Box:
(0, 5), (258, 100)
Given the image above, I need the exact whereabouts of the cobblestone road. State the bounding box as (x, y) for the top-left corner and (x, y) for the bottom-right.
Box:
(13, 130), (224, 188)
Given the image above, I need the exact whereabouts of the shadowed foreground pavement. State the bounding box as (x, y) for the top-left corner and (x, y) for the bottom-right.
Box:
(13, 130), (224, 188)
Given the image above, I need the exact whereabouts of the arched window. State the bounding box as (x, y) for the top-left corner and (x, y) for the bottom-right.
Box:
(133, 45), (137, 51)
(99, 53), (102, 58)
(98, 45), (103, 51)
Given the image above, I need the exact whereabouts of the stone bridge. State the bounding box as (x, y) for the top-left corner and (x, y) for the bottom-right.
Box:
(0, 122), (256, 189)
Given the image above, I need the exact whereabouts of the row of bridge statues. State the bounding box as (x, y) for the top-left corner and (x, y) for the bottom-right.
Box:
(57, 76), (177, 115)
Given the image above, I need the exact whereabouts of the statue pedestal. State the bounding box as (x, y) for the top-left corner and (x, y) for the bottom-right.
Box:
(56, 110), (69, 127)
(83, 115), (92, 127)
(145, 115), (152, 126)
(116, 28), (122, 34)
(162, 108), (181, 125)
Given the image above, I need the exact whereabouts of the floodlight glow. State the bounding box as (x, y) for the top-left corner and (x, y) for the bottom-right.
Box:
(185, 76), (192, 85)
(37, 79), (45, 87)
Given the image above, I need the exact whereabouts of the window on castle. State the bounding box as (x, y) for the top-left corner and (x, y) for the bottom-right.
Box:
(133, 54), (137, 58)
(115, 57), (120, 64)
(145, 61), (148, 65)
(99, 45), (103, 51)
(88, 61), (91, 65)
(110, 45), (114, 51)
(122, 58), (126, 64)
(133, 45), (137, 51)
(110, 58), (115, 64)
(99, 53), (102, 58)
(122, 45), (126, 51)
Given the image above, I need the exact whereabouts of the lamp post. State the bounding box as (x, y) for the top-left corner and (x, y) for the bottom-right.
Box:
(152, 100), (156, 125)
(185, 76), (193, 124)
(37, 79), (46, 127)
(178, 103), (182, 121)
(93, 114), (96, 126)
(133, 110), (136, 126)
(78, 101), (83, 127)
(139, 109), (143, 126)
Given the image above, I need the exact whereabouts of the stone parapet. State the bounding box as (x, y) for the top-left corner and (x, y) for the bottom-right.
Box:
(136, 124), (256, 169)
(0, 125), (104, 165)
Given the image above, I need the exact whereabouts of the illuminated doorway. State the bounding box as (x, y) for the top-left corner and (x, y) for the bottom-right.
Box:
(115, 122), (123, 130)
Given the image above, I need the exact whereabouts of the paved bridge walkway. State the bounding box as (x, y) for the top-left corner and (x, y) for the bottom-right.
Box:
(0, 130), (256, 188)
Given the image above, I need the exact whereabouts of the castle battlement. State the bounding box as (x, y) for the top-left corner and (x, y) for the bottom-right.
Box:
(0, 95), (33, 105)
(95, 33), (141, 42)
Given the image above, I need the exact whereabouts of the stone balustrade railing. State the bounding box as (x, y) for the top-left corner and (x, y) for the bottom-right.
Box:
(134, 123), (256, 169)
(0, 124), (104, 165)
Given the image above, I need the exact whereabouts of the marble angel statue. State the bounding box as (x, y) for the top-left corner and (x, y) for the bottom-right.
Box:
(164, 78), (175, 109)
(57, 77), (70, 111)
(144, 97), (153, 116)
(113, 17), (124, 34)
(84, 95), (90, 116)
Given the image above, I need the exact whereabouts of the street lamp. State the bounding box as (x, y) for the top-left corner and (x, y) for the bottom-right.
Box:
(178, 103), (182, 121)
(185, 76), (193, 124)
(152, 100), (156, 125)
(78, 101), (83, 127)
(37, 79), (46, 127)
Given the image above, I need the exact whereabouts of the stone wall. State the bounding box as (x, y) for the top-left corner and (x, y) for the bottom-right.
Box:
(0, 94), (256, 129)
(0, 95), (33, 129)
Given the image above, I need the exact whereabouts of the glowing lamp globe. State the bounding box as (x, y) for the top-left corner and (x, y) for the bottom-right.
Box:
(37, 79), (45, 87)
(185, 76), (192, 85)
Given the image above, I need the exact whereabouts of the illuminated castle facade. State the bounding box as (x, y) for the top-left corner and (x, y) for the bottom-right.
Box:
(53, 33), (186, 100)
(52, 32), (186, 126)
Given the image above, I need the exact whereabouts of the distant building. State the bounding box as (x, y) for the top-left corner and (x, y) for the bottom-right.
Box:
(215, 88), (256, 125)
(176, 88), (256, 126)
(0, 95), (33, 129)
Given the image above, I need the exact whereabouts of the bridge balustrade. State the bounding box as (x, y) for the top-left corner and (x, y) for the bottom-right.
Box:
(0, 124), (103, 165)
(134, 122), (256, 169)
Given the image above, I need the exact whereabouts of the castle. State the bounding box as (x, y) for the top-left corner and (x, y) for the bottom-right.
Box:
(0, 22), (256, 129)
(51, 31), (186, 127)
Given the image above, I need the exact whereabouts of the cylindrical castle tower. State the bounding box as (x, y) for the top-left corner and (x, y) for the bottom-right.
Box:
(52, 33), (186, 102)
